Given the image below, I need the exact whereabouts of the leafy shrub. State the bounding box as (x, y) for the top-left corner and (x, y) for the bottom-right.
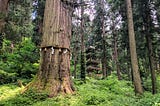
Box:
(0, 70), (17, 84)
(85, 95), (105, 105)
(22, 89), (49, 102)
(0, 89), (48, 106)
(0, 38), (39, 80)
(3, 96), (33, 106)
(134, 93), (160, 106)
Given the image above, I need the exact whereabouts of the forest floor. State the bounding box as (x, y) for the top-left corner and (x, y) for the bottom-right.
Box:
(0, 74), (160, 106)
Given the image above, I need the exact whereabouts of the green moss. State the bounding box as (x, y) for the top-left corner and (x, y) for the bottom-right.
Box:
(0, 84), (22, 101)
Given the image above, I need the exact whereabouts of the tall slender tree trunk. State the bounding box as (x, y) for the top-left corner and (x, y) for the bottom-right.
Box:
(142, 1), (156, 94)
(126, 0), (143, 94)
(145, 20), (156, 94)
(80, 0), (86, 81)
(73, 57), (77, 78)
(73, 45), (78, 79)
(146, 33), (156, 94)
(0, 0), (9, 48)
(25, 0), (74, 97)
(102, 39), (107, 78)
(113, 31), (121, 80)
(72, 24), (79, 79)
(100, 0), (107, 78)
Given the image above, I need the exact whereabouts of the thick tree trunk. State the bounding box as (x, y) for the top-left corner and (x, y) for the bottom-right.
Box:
(33, 48), (74, 97)
(0, 0), (9, 48)
(126, 0), (143, 94)
(0, 0), (9, 31)
(25, 0), (74, 97)
(80, 0), (86, 81)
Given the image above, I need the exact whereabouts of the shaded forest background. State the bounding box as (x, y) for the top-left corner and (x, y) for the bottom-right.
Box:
(0, 0), (160, 106)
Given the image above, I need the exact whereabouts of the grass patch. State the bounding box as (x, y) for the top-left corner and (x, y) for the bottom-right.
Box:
(0, 84), (22, 101)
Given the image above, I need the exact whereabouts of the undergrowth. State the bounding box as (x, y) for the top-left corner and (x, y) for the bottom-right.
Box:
(0, 74), (160, 106)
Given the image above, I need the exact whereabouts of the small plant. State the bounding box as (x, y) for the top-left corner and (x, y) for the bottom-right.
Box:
(85, 95), (105, 105)
(22, 89), (49, 102)
(0, 70), (17, 84)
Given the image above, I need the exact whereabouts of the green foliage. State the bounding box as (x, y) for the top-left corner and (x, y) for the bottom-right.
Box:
(0, 88), (48, 106)
(143, 76), (152, 91)
(0, 12), (6, 19)
(0, 84), (22, 101)
(0, 38), (39, 83)
(134, 93), (160, 106)
(0, 70), (17, 84)
(4, 0), (34, 42)
(32, 0), (46, 46)
(0, 90), (48, 106)
(0, 74), (160, 106)
(70, 62), (81, 78)
(157, 74), (160, 92)
(22, 89), (48, 101)
(74, 75), (135, 106)
(142, 73), (160, 93)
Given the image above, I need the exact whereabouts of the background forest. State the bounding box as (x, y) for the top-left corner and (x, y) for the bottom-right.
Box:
(0, 0), (160, 106)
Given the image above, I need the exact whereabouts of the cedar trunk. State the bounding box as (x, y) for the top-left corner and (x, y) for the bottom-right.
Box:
(100, 0), (107, 78)
(73, 58), (77, 78)
(80, 0), (86, 81)
(0, 0), (9, 47)
(146, 34), (156, 94)
(102, 39), (107, 78)
(113, 32), (121, 80)
(126, 0), (143, 94)
(143, 2), (156, 94)
(25, 0), (74, 97)
(73, 45), (78, 78)
(0, 0), (9, 31)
